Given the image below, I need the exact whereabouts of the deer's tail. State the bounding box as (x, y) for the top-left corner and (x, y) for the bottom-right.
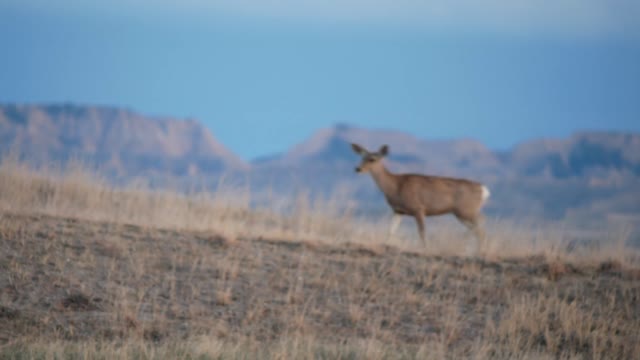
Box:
(481, 185), (490, 205)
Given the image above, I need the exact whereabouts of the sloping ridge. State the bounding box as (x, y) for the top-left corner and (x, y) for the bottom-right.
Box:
(253, 124), (502, 178)
(509, 132), (640, 178)
(254, 124), (640, 181)
(0, 103), (247, 177)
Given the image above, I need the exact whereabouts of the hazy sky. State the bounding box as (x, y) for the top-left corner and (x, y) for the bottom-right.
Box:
(1, 1), (639, 159)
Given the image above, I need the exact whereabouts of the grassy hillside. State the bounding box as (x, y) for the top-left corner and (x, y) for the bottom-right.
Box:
(1, 160), (639, 359)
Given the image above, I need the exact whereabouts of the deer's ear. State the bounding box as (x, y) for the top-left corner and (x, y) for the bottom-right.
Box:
(379, 145), (389, 157)
(351, 143), (368, 155)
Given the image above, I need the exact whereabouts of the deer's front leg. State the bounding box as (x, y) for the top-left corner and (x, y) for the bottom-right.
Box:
(413, 213), (426, 247)
(388, 213), (402, 239)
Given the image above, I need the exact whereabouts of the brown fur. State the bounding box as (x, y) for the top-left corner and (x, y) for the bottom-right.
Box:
(352, 143), (489, 251)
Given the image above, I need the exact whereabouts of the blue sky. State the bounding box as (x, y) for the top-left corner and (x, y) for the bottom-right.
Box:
(1, 1), (639, 159)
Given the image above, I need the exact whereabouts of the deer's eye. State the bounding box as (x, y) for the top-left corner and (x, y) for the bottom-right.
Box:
(367, 158), (376, 163)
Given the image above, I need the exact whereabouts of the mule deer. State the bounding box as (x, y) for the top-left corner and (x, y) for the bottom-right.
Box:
(351, 143), (490, 251)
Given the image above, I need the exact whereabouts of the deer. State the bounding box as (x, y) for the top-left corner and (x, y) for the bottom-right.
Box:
(351, 143), (490, 252)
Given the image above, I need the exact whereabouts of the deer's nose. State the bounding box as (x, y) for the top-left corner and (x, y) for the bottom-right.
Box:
(355, 167), (362, 173)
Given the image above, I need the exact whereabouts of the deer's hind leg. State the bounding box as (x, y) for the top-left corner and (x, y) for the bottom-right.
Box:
(412, 212), (427, 247)
(455, 213), (486, 255)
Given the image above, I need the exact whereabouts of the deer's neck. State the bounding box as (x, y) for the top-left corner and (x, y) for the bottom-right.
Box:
(369, 165), (398, 197)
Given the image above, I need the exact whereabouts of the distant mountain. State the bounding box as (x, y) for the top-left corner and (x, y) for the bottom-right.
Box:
(250, 124), (640, 232)
(0, 104), (247, 179)
(1, 103), (639, 233)
(254, 124), (501, 175)
(249, 124), (507, 205)
(252, 124), (640, 184)
(509, 132), (640, 179)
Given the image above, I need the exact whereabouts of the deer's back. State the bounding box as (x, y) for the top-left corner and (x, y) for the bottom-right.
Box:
(390, 174), (484, 216)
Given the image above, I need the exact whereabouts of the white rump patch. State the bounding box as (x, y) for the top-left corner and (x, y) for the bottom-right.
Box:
(481, 185), (490, 204)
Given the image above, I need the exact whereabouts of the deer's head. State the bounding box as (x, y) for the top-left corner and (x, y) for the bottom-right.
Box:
(351, 143), (389, 173)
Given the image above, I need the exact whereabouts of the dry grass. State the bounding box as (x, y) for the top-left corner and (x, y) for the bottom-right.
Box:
(1, 158), (639, 359)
